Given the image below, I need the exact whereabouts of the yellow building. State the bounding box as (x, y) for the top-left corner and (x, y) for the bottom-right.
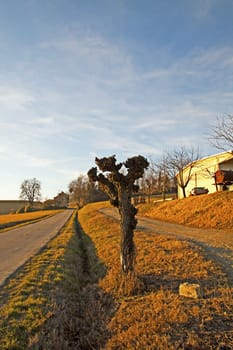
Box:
(177, 151), (233, 199)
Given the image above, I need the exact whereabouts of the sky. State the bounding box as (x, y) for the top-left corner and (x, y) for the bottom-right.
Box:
(1, 0), (233, 200)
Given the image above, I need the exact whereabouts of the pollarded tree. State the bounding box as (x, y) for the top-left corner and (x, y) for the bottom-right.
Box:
(19, 178), (41, 206)
(88, 155), (149, 274)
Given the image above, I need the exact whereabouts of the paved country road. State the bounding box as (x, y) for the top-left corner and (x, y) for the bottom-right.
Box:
(0, 210), (73, 286)
(100, 207), (233, 285)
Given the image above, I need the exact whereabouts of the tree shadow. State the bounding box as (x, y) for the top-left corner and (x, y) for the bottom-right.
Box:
(0, 213), (117, 350)
(29, 214), (117, 350)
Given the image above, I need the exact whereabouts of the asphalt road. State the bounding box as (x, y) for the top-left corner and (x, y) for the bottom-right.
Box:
(0, 210), (73, 286)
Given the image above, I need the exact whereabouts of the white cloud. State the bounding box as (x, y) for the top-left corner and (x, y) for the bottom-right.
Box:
(26, 117), (55, 125)
(0, 87), (35, 111)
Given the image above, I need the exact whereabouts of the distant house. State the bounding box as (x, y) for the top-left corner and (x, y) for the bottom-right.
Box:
(43, 192), (69, 209)
(177, 151), (233, 199)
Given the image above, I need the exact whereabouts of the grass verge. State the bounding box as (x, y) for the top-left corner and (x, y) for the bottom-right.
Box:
(0, 210), (76, 349)
(0, 210), (114, 350)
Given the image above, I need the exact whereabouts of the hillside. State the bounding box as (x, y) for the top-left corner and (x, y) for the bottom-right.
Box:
(138, 191), (233, 229)
(0, 201), (232, 349)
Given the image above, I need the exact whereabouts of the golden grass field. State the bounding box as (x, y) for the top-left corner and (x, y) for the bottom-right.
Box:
(0, 210), (63, 232)
(138, 190), (233, 229)
(0, 191), (232, 349)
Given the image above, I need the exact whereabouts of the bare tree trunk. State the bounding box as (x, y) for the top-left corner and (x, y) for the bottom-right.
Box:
(88, 155), (149, 274)
(118, 187), (137, 273)
(182, 186), (186, 198)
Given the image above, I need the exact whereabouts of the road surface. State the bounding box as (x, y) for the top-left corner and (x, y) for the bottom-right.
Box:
(99, 207), (233, 285)
(0, 210), (73, 286)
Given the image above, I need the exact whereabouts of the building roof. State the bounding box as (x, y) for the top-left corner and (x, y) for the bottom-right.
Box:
(181, 150), (233, 174)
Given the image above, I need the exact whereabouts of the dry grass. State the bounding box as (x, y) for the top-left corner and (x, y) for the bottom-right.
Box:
(0, 210), (63, 232)
(138, 191), (233, 229)
(1, 197), (233, 349)
(0, 210), (113, 350)
(0, 211), (76, 349)
(78, 202), (233, 350)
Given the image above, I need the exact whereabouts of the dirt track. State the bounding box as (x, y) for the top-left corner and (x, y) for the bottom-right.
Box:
(99, 207), (233, 285)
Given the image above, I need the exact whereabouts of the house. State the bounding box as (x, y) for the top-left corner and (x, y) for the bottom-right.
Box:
(43, 192), (69, 209)
(177, 150), (233, 199)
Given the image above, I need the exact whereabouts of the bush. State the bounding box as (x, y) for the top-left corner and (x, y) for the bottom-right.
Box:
(24, 205), (37, 213)
(16, 207), (25, 214)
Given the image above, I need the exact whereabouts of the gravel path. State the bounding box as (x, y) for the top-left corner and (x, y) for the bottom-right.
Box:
(0, 210), (73, 286)
(99, 207), (233, 285)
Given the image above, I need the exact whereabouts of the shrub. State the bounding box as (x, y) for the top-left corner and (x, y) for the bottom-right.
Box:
(16, 207), (25, 214)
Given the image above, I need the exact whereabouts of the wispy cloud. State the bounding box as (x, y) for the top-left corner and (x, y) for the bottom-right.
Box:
(39, 31), (134, 84)
(142, 47), (233, 84)
(0, 86), (35, 111)
(189, 0), (216, 19)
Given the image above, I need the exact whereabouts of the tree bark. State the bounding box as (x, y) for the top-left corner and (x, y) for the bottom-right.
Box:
(118, 186), (137, 273)
(182, 186), (186, 198)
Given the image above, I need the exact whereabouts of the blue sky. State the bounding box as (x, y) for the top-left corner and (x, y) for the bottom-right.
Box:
(1, 0), (233, 200)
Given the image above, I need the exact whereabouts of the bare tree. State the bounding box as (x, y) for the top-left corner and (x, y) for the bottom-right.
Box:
(156, 154), (173, 200)
(19, 178), (41, 206)
(141, 165), (157, 202)
(209, 115), (233, 150)
(88, 155), (149, 274)
(69, 175), (89, 208)
(141, 155), (172, 201)
(166, 147), (201, 198)
(69, 174), (107, 208)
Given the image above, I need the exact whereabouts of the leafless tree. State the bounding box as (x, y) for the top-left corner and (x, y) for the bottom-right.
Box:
(166, 146), (201, 198)
(69, 174), (108, 208)
(156, 154), (173, 200)
(141, 155), (172, 201)
(209, 115), (233, 151)
(19, 178), (41, 206)
(69, 175), (89, 208)
(141, 160), (157, 202)
(88, 155), (149, 274)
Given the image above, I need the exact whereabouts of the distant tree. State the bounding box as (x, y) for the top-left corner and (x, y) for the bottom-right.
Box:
(88, 155), (149, 274)
(140, 158), (158, 202)
(53, 191), (69, 208)
(155, 155), (173, 200)
(69, 174), (107, 208)
(19, 178), (41, 206)
(69, 175), (89, 208)
(209, 115), (233, 150)
(166, 146), (201, 198)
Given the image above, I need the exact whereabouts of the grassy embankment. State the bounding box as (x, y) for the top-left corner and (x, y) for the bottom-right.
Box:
(0, 210), (63, 232)
(138, 190), (233, 229)
(0, 192), (233, 349)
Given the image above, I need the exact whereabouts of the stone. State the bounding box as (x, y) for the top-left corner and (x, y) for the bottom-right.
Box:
(179, 282), (201, 299)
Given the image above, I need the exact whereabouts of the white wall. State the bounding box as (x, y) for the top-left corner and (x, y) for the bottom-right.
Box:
(177, 152), (233, 198)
